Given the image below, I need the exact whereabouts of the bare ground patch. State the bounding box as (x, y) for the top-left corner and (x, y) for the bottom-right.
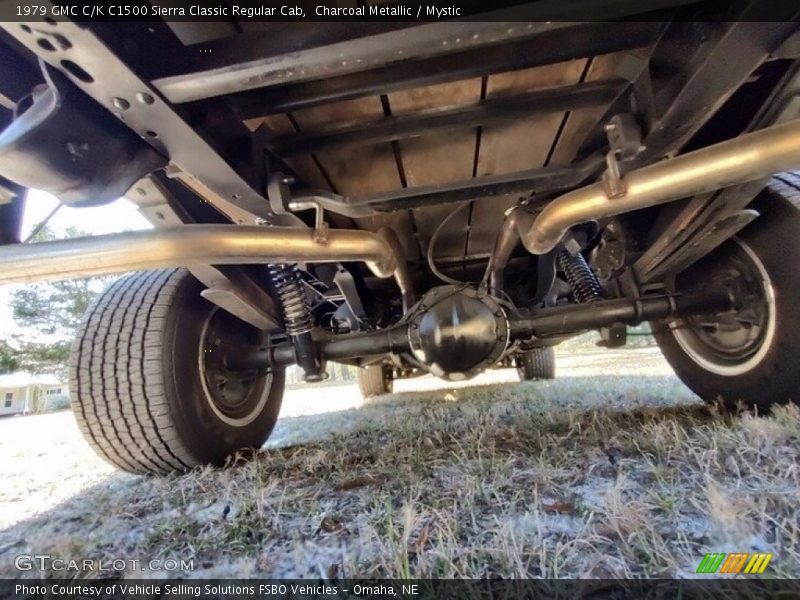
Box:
(1, 350), (799, 579)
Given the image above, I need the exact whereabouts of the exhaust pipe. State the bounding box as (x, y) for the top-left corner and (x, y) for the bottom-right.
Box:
(0, 224), (402, 284)
(376, 226), (415, 312)
(484, 208), (526, 295)
(520, 119), (800, 255)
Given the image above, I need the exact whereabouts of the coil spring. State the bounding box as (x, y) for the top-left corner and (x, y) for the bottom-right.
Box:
(268, 264), (313, 336)
(557, 250), (602, 304)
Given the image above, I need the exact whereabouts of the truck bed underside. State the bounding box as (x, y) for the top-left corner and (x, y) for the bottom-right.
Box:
(251, 56), (619, 263)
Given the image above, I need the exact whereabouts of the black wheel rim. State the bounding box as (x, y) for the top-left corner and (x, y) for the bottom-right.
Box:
(198, 308), (273, 427)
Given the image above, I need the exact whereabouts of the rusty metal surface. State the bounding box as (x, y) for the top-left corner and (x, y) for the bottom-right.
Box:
(466, 60), (589, 257)
(272, 59), (606, 263)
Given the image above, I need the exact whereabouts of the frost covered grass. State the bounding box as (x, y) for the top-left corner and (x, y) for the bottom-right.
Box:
(1, 350), (799, 579)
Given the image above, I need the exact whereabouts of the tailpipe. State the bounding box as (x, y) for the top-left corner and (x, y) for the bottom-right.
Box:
(0, 224), (401, 285)
(520, 119), (800, 255)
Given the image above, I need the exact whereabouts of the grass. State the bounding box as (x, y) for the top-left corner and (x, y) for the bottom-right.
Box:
(2, 367), (800, 579)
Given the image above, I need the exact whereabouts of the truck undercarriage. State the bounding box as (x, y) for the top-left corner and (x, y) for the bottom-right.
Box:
(1, 2), (800, 473)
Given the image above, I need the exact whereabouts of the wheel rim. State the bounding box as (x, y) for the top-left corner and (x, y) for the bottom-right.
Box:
(671, 239), (776, 377)
(198, 308), (273, 427)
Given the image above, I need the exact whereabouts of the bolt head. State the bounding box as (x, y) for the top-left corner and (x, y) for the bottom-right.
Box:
(112, 97), (130, 110)
(136, 92), (155, 105)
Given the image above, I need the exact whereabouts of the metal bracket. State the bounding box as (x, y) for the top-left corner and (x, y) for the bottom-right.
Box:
(267, 172), (331, 243)
(602, 150), (626, 199)
(288, 199), (329, 244)
(602, 114), (644, 199)
(333, 266), (367, 324)
(597, 323), (628, 348)
(192, 264), (282, 332)
(266, 171), (293, 215)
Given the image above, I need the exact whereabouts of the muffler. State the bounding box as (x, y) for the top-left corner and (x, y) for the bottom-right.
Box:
(0, 224), (401, 284)
(519, 118), (800, 255)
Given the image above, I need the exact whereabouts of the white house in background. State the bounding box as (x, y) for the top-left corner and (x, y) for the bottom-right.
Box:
(0, 372), (69, 416)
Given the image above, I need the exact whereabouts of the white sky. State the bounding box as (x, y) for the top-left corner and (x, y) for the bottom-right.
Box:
(0, 190), (153, 335)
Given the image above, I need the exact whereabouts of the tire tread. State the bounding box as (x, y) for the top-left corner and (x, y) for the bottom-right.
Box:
(69, 269), (196, 474)
(357, 364), (391, 398)
(518, 347), (556, 381)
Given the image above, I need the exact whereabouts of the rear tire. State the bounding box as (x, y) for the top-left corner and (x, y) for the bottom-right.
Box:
(517, 347), (556, 381)
(357, 363), (393, 398)
(69, 268), (285, 475)
(654, 174), (800, 411)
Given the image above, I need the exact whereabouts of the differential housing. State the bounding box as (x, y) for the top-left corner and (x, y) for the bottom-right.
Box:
(407, 285), (509, 381)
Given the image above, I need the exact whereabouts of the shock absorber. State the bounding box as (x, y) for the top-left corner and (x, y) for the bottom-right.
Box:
(269, 264), (313, 335)
(268, 264), (325, 381)
(557, 250), (602, 303)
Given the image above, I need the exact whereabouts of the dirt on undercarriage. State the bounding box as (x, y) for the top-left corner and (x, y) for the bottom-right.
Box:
(1, 348), (800, 579)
